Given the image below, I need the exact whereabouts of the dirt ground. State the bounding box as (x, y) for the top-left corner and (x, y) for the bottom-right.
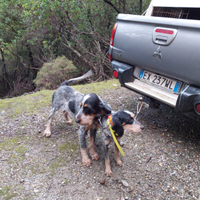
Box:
(1, 81), (200, 200)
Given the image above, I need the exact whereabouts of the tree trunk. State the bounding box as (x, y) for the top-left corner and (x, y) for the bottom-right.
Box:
(140, 0), (142, 13)
(0, 47), (10, 91)
(26, 44), (38, 79)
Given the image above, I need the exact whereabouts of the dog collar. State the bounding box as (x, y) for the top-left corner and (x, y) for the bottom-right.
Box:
(107, 116), (125, 156)
(107, 115), (118, 136)
(107, 115), (113, 126)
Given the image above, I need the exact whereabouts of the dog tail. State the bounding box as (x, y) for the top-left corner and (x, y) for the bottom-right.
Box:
(59, 70), (93, 86)
(59, 80), (73, 86)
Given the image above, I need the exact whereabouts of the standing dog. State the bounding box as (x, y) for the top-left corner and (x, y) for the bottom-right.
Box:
(44, 72), (111, 166)
(100, 110), (144, 176)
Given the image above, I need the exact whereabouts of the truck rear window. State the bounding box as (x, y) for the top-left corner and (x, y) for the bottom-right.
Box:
(152, 7), (200, 20)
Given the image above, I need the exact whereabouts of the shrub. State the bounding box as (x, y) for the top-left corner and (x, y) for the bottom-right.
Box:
(34, 56), (77, 90)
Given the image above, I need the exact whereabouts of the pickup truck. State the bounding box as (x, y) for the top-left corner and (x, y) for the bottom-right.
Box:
(109, 0), (200, 120)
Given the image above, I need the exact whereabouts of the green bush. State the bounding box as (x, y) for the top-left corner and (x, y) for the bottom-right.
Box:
(34, 56), (77, 90)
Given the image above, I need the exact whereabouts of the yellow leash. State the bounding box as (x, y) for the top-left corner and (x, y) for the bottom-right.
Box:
(107, 117), (125, 156)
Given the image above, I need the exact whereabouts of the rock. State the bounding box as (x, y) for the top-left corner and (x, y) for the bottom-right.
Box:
(34, 189), (39, 193)
(25, 153), (29, 156)
(121, 180), (129, 187)
(20, 179), (24, 183)
(1, 110), (5, 115)
(99, 179), (106, 184)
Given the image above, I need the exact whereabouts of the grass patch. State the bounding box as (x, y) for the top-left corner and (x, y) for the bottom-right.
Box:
(58, 141), (78, 153)
(0, 186), (17, 200)
(15, 144), (27, 154)
(0, 90), (54, 118)
(0, 137), (19, 151)
(49, 157), (63, 173)
(74, 79), (119, 95)
(0, 137), (27, 156)
(64, 179), (69, 184)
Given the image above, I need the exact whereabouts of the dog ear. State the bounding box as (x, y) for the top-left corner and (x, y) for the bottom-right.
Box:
(112, 114), (124, 137)
(100, 101), (112, 115)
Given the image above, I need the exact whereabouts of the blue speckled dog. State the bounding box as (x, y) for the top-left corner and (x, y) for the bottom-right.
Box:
(44, 72), (111, 166)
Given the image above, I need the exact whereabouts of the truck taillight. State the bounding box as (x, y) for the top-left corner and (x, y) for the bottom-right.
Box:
(113, 70), (118, 78)
(110, 23), (117, 46)
(195, 103), (200, 115)
(109, 23), (118, 61)
(109, 54), (111, 61)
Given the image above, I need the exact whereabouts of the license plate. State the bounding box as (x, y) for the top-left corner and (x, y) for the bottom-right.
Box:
(138, 69), (181, 93)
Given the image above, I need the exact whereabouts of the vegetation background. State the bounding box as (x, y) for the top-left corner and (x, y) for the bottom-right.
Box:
(0, 0), (150, 97)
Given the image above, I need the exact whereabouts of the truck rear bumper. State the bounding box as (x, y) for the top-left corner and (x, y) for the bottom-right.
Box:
(111, 60), (200, 119)
(125, 79), (178, 107)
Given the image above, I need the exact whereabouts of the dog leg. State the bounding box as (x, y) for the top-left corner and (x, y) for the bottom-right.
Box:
(105, 159), (112, 176)
(44, 103), (62, 137)
(89, 128), (99, 160)
(81, 148), (91, 167)
(44, 118), (53, 137)
(78, 126), (91, 166)
(63, 111), (73, 125)
(115, 137), (122, 166)
(102, 138), (112, 176)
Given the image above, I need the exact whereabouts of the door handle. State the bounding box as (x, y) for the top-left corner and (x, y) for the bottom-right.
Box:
(155, 35), (168, 45)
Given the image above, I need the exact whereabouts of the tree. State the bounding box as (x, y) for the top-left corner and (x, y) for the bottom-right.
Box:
(0, 0), (151, 97)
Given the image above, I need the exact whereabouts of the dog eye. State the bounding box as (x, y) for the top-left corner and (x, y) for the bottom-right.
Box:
(79, 102), (82, 107)
(83, 106), (93, 115)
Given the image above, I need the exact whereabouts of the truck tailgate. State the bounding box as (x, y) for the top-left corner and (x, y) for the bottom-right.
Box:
(113, 14), (200, 86)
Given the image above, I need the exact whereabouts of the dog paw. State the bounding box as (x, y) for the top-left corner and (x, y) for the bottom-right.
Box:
(90, 152), (99, 160)
(105, 168), (113, 177)
(44, 130), (51, 137)
(116, 159), (122, 166)
(82, 158), (92, 167)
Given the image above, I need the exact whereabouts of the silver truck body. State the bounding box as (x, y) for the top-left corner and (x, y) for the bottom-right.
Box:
(109, 2), (200, 119)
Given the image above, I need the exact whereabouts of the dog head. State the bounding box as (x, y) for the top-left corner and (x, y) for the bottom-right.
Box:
(75, 93), (111, 125)
(108, 110), (144, 137)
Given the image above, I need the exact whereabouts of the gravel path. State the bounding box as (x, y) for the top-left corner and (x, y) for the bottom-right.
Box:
(1, 84), (200, 200)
